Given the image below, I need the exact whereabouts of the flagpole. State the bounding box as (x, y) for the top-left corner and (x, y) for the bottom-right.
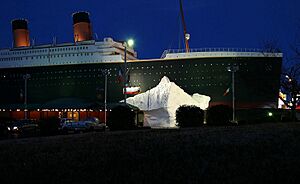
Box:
(23, 74), (31, 119)
(124, 44), (127, 105)
(227, 66), (239, 123)
(103, 69), (110, 124)
(232, 69), (235, 123)
(123, 39), (134, 105)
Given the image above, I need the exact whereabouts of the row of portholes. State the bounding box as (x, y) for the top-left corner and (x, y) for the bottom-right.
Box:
(0, 52), (94, 61)
(0, 46), (89, 56)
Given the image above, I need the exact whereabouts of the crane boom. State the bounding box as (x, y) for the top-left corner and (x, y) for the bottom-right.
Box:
(179, 0), (190, 53)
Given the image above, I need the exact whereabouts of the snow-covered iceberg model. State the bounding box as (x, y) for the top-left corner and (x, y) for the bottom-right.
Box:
(125, 76), (211, 127)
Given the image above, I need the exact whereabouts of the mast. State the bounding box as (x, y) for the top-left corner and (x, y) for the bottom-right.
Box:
(179, 0), (190, 53)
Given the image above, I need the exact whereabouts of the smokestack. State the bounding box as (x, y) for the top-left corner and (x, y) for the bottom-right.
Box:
(12, 19), (30, 47)
(72, 12), (93, 42)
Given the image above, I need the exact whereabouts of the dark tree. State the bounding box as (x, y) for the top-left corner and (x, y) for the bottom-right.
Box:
(279, 33), (300, 122)
(261, 39), (299, 121)
(280, 63), (300, 122)
(261, 39), (282, 54)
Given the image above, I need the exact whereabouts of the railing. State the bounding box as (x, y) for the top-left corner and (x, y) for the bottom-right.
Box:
(161, 48), (267, 58)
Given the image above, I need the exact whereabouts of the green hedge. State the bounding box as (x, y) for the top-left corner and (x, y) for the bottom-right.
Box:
(39, 117), (60, 136)
(206, 105), (232, 126)
(176, 105), (204, 127)
(107, 105), (136, 131)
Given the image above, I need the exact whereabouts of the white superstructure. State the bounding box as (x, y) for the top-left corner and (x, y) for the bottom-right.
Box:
(0, 38), (137, 69)
(161, 48), (283, 59)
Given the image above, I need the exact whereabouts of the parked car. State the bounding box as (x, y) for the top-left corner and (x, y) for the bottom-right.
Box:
(59, 117), (106, 133)
(59, 118), (74, 128)
(7, 119), (39, 136)
(0, 118), (15, 138)
(83, 117), (106, 131)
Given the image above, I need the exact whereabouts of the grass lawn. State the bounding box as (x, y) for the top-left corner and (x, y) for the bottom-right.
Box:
(1, 122), (300, 183)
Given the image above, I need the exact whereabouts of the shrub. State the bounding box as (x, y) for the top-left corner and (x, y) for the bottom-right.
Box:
(0, 122), (8, 138)
(176, 105), (204, 128)
(107, 105), (136, 131)
(39, 117), (60, 136)
(206, 105), (232, 126)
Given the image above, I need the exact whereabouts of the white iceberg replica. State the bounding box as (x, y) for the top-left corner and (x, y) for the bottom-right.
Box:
(126, 76), (211, 127)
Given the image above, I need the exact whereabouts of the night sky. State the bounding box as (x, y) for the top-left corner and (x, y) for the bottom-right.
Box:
(0, 0), (299, 61)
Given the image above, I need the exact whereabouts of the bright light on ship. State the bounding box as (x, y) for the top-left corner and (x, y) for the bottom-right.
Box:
(127, 39), (134, 47)
(185, 33), (190, 40)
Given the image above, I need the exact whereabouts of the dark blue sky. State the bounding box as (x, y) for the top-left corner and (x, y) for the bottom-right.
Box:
(0, 0), (299, 60)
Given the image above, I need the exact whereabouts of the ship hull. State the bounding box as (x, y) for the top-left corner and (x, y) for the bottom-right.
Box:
(0, 56), (282, 109)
